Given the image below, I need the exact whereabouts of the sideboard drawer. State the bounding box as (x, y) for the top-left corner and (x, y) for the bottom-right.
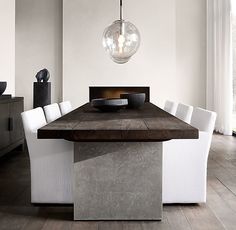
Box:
(0, 103), (10, 150)
(0, 97), (24, 157)
(10, 100), (24, 143)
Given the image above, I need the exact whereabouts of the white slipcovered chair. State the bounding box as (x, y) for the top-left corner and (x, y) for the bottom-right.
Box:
(59, 101), (73, 115)
(43, 103), (61, 123)
(175, 103), (193, 124)
(164, 100), (178, 115)
(163, 107), (217, 203)
(21, 107), (73, 204)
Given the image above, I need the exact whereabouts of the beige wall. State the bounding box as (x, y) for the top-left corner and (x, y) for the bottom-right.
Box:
(16, 0), (63, 110)
(0, 0), (15, 95)
(63, 0), (207, 108)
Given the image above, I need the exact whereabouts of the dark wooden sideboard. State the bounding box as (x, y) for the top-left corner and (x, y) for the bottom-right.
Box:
(0, 97), (24, 157)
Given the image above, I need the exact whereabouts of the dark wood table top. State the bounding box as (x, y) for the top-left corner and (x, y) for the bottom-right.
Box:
(38, 102), (199, 142)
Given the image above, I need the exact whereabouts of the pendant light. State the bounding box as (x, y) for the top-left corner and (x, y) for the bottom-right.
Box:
(102, 0), (140, 64)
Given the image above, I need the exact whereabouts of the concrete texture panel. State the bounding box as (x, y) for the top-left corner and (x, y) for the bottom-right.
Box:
(74, 142), (162, 220)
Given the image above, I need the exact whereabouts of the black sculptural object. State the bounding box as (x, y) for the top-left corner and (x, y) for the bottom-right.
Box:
(35, 68), (50, 82)
(0, 82), (7, 96)
(33, 69), (51, 108)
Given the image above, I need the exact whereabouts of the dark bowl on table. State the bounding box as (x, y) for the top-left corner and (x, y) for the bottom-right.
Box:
(120, 93), (146, 109)
(91, 98), (128, 112)
(0, 82), (7, 95)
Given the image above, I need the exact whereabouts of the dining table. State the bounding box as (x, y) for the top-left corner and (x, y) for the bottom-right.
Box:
(38, 102), (198, 221)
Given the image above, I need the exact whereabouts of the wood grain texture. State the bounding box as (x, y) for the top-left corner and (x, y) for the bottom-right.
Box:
(165, 206), (191, 230)
(181, 204), (225, 230)
(38, 103), (198, 142)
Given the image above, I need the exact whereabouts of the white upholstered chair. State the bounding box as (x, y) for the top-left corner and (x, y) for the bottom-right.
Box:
(164, 100), (178, 115)
(43, 103), (61, 123)
(163, 107), (217, 203)
(59, 101), (73, 115)
(175, 103), (193, 124)
(21, 107), (73, 204)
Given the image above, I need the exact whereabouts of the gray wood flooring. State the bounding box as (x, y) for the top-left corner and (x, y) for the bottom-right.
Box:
(0, 134), (236, 230)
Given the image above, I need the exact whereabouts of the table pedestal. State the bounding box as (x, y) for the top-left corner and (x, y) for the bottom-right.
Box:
(74, 142), (162, 220)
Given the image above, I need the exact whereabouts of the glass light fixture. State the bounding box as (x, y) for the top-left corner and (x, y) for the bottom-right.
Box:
(103, 0), (140, 64)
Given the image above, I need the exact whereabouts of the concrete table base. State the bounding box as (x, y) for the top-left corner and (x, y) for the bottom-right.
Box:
(74, 142), (162, 220)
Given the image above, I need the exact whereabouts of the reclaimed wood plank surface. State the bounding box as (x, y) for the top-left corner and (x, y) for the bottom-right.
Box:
(38, 103), (198, 141)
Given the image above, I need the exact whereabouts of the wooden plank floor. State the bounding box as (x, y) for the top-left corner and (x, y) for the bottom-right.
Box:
(0, 134), (236, 230)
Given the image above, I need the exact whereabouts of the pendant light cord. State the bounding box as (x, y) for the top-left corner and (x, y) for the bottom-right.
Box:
(120, 0), (123, 21)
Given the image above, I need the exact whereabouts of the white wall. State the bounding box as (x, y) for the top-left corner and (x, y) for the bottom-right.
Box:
(14, 0), (206, 109)
(0, 0), (15, 95)
(175, 0), (206, 107)
(16, 0), (62, 110)
(63, 0), (207, 108)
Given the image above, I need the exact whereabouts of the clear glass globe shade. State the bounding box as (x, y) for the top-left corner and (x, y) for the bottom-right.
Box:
(103, 20), (140, 64)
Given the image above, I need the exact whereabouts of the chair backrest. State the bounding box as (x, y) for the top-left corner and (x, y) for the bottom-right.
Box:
(175, 103), (193, 124)
(59, 101), (72, 115)
(164, 100), (178, 115)
(43, 103), (61, 123)
(190, 107), (217, 132)
(21, 107), (47, 133)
